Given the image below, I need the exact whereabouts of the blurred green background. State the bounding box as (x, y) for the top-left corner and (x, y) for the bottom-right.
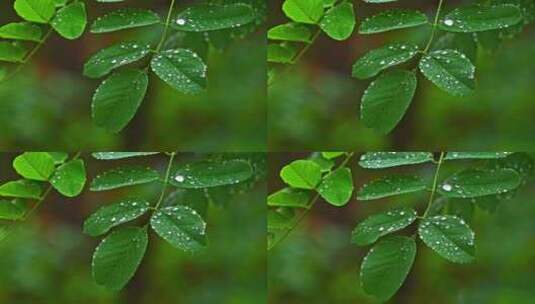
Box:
(268, 152), (535, 303)
(268, 0), (535, 150)
(0, 1), (266, 151)
(0, 153), (266, 304)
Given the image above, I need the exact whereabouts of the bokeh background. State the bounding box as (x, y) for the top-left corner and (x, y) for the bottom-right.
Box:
(268, 152), (535, 303)
(0, 1), (266, 150)
(0, 153), (266, 304)
(268, 0), (535, 150)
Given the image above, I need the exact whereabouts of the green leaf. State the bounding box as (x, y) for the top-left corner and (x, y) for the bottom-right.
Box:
(268, 188), (311, 208)
(83, 42), (151, 79)
(360, 236), (416, 302)
(352, 42), (419, 79)
(50, 159), (86, 197)
(267, 43), (298, 64)
(150, 206), (207, 252)
(48, 152), (68, 164)
(419, 49), (475, 96)
(92, 226), (148, 291)
(13, 152), (55, 181)
(359, 152), (434, 169)
(319, 2), (356, 41)
(317, 167), (354, 206)
(268, 22), (313, 43)
(351, 207), (417, 246)
(170, 159), (253, 189)
(282, 0), (324, 24)
(92, 152), (159, 160)
(359, 9), (428, 34)
(83, 198), (150, 236)
(445, 152), (513, 160)
(0, 22), (42, 42)
(172, 3), (256, 32)
(321, 152), (345, 159)
(51, 2), (86, 39)
(280, 159), (322, 189)
(0, 180), (42, 199)
(0, 199), (27, 220)
(151, 49), (207, 94)
(357, 175), (427, 200)
(439, 4), (522, 32)
(432, 33), (478, 63)
(90, 8), (161, 33)
(92, 69), (148, 133)
(90, 165), (160, 191)
(163, 189), (208, 218)
(309, 153), (335, 172)
(14, 0), (56, 23)
(438, 168), (521, 198)
(0, 41), (28, 63)
(418, 215), (475, 263)
(360, 70), (417, 134)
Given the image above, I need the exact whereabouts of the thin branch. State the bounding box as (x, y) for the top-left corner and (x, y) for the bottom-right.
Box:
(423, 152), (445, 217)
(155, 0), (177, 53)
(154, 152), (176, 210)
(423, 0), (445, 53)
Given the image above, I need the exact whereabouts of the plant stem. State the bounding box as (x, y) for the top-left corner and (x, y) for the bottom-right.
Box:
(268, 29), (322, 87)
(154, 152), (176, 210)
(423, 152), (445, 217)
(155, 0), (176, 53)
(1, 28), (54, 83)
(268, 152), (355, 251)
(423, 0), (445, 53)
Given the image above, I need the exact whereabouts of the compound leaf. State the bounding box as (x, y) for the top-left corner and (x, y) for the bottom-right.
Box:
(352, 42), (419, 79)
(50, 159), (86, 197)
(14, 0), (56, 23)
(92, 226), (148, 291)
(439, 4), (522, 32)
(268, 22), (313, 43)
(0, 180), (42, 199)
(84, 42), (151, 79)
(268, 187), (311, 208)
(359, 9), (428, 34)
(0, 22), (42, 42)
(359, 152), (434, 169)
(150, 205), (207, 252)
(170, 159), (253, 189)
(90, 166), (160, 191)
(51, 2), (87, 39)
(282, 0), (324, 24)
(0, 41), (28, 63)
(445, 152), (513, 160)
(319, 2), (356, 41)
(13, 152), (55, 181)
(419, 49), (475, 96)
(92, 152), (159, 160)
(92, 69), (148, 133)
(317, 167), (354, 206)
(90, 8), (161, 33)
(280, 159), (322, 190)
(172, 3), (256, 31)
(360, 236), (416, 302)
(352, 207), (417, 246)
(360, 70), (417, 134)
(357, 175), (427, 200)
(151, 48), (207, 94)
(418, 215), (475, 263)
(438, 168), (521, 198)
(83, 198), (150, 236)
(0, 199), (27, 220)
